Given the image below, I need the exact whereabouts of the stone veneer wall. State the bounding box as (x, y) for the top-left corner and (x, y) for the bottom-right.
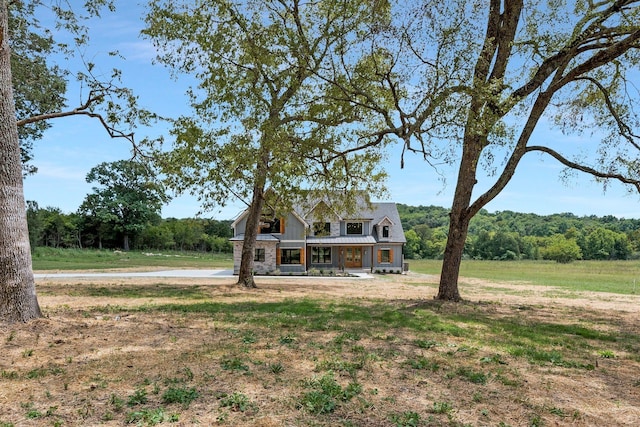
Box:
(233, 241), (278, 274)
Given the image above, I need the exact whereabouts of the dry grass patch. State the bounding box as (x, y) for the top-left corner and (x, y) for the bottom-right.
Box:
(0, 272), (638, 426)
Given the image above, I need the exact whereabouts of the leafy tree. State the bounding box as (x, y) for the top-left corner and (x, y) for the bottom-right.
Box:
(403, 229), (422, 259)
(143, 0), (392, 287)
(9, 2), (66, 176)
(366, 1), (640, 299)
(542, 234), (582, 263)
(582, 227), (631, 260)
(26, 200), (45, 248)
(1, 0), (42, 322)
(1, 1), (155, 322)
(79, 160), (169, 251)
(140, 224), (175, 250)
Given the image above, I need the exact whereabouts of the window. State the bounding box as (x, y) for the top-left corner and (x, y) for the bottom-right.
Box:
(280, 248), (301, 264)
(382, 225), (390, 238)
(346, 222), (363, 235)
(254, 248), (265, 262)
(313, 222), (331, 236)
(311, 247), (331, 264)
(259, 217), (281, 234)
(380, 249), (391, 263)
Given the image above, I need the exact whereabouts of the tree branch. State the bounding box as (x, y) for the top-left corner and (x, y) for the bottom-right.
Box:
(574, 76), (640, 151)
(526, 145), (640, 192)
(15, 90), (135, 143)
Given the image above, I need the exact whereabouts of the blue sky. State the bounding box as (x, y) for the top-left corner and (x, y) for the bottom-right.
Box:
(21, 2), (640, 220)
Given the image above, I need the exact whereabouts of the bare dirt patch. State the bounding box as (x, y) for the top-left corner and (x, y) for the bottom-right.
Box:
(0, 271), (638, 426)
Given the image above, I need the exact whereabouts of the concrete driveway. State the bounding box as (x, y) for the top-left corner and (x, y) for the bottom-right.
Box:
(34, 269), (372, 279)
(34, 269), (236, 279)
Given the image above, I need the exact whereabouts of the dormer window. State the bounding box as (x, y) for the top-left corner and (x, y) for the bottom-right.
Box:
(382, 225), (390, 238)
(346, 222), (363, 235)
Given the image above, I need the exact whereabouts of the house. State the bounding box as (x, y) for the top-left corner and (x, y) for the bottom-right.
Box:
(230, 197), (406, 274)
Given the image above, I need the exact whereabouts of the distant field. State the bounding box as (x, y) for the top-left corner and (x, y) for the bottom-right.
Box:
(31, 247), (232, 270)
(31, 248), (640, 295)
(401, 259), (640, 295)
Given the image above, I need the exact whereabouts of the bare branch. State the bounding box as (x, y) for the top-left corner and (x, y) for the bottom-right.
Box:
(16, 89), (135, 143)
(575, 76), (640, 151)
(526, 145), (640, 192)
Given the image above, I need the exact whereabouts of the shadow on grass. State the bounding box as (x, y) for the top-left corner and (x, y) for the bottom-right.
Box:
(127, 298), (640, 369)
(68, 284), (211, 300)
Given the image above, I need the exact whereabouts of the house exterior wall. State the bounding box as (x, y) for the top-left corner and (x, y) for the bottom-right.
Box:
(232, 201), (406, 275)
(339, 220), (372, 236)
(280, 212), (306, 240)
(372, 243), (404, 273)
(232, 241), (278, 275)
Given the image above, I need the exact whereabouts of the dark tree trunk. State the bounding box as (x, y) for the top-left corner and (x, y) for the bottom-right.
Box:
(0, 2), (42, 322)
(123, 234), (130, 251)
(436, 137), (482, 301)
(237, 182), (266, 288)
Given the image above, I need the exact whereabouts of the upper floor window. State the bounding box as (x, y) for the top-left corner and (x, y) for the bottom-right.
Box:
(260, 215), (281, 234)
(313, 222), (331, 236)
(346, 222), (363, 235)
(382, 225), (390, 238)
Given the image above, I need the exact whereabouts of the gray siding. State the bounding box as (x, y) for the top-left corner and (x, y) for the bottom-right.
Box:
(372, 244), (404, 273)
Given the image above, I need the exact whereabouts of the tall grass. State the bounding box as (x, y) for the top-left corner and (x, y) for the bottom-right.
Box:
(408, 259), (640, 295)
(31, 247), (233, 270)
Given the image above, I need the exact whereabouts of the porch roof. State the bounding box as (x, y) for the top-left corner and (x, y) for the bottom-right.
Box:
(230, 234), (280, 242)
(306, 236), (377, 245)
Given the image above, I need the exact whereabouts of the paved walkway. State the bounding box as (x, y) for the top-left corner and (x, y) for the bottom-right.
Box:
(34, 269), (372, 279)
(34, 270), (235, 279)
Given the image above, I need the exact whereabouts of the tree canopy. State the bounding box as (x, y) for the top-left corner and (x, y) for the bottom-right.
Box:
(79, 160), (169, 251)
(357, 0), (640, 300)
(142, 0), (394, 286)
(1, 0), (156, 322)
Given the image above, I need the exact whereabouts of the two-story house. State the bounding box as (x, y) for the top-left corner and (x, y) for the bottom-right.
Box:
(230, 198), (406, 274)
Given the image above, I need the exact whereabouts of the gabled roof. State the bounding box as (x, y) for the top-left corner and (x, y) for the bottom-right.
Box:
(303, 200), (343, 221)
(306, 236), (377, 245)
(376, 215), (395, 226)
(231, 207), (308, 229)
(230, 234), (280, 242)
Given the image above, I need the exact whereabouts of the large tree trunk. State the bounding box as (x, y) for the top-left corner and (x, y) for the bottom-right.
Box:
(0, 2), (42, 322)
(237, 183), (265, 288)
(436, 137), (483, 301)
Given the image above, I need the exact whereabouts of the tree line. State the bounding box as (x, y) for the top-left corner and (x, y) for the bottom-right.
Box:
(399, 204), (639, 263)
(26, 202), (233, 253)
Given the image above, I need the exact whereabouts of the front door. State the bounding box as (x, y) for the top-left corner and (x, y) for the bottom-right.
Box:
(344, 247), (362, 268)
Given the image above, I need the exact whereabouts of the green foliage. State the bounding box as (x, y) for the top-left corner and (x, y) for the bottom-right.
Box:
(218, 392), (253, 412)
(541, 234), (582, 263)
(9, 1), (153, 176)
(127, 388), (148, 406)
(221, 358), (249, 372)
(126, 407), (174, 426)
(389, 411), (422, 427)
(398, 205), (640, 261)
(161, 386), (199, 407)
(299, 372), (362, 414)
(27, 200), (233, 252)
(141, 0), (392, 234)
(79, 160), (170, 250)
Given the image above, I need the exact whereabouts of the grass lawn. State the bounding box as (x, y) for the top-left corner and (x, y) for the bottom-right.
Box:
(1, 249), (635, 425)
(31, 247), (232, 270)
(1, 272), (637, 426)
(408, 259), (640, 295)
